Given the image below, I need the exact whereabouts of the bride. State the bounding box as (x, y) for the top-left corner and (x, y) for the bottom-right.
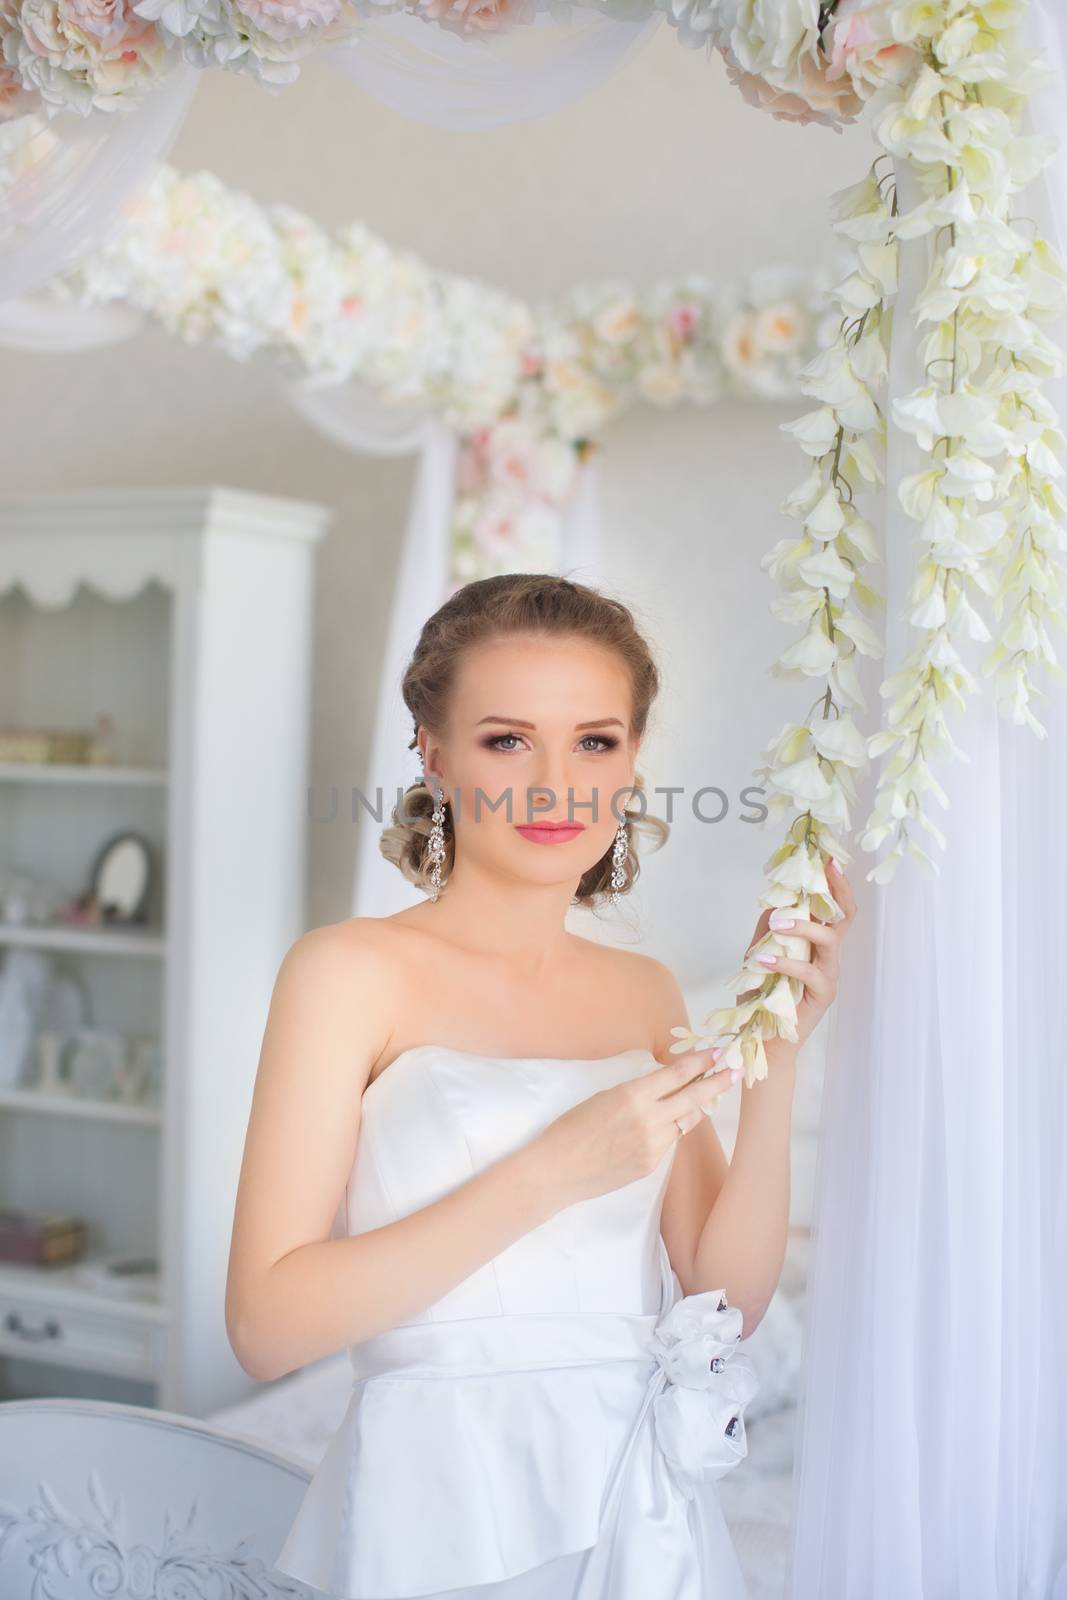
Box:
(225, 571), (855, 1599)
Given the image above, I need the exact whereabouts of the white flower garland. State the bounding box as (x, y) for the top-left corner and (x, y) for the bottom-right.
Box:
(671, 0), (1067, 1086)
(862, 36), (1067, 879)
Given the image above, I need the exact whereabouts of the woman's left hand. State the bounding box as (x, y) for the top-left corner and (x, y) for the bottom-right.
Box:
(738, 859), (858, 1051)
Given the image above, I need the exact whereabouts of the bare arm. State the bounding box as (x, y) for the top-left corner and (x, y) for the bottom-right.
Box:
(689, 1040), (797, 1338)
(652, 960), (733, 1296)
(225, 923), (563, 1384)
(649, 953), (796, 1337)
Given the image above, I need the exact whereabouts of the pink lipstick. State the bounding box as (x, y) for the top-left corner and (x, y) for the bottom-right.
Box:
(515, 820), (586, 845)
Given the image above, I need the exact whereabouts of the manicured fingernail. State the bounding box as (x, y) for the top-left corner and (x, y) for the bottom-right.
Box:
(710, 1046), (724, 1061)
(769, 914), (794, 929)
(729, 1067), (741, 1085)
(832, 857), (842, 871)
(757, 953), (777, 965)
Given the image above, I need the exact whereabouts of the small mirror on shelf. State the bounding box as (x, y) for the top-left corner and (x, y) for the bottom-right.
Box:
(87, 830), (153, 925)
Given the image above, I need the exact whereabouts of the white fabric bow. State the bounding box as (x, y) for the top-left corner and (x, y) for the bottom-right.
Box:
(647, 1289), (761, 1497)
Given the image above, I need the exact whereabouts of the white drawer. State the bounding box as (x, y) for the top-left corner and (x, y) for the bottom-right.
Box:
(0, 1288), (165, 1380)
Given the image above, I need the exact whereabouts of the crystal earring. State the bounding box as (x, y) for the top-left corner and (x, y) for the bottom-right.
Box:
(609, 815), (629, 907)
(426, 780), (447, 902)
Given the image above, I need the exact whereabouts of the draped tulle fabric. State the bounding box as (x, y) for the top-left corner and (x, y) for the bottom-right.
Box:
(786, 7), (1067, 1594)
(271, 1044), (759, 1599)
(0, 63), (200, 303)
(324, 7), (663, 132)
(0, 293), (142, 348)
(286, 373), (436, 457)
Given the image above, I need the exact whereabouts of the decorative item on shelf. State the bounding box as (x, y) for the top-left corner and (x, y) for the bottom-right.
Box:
(33, 1030), (69, 1096)
(0, 948), (53, 1088)
(86, 712), (118, 767)
(31, 1027), (160, 1107)
(66, 1029), (127, 1102)
(0, 870), (62, 927)
(0, 1208), (86, 1267)
(119, 1034), (163, 1107)
(0, 726), (93, 764)
(33, 971), (85, 1086)
(62, 829), (155, 928)
(72, 1254), (161, 1303)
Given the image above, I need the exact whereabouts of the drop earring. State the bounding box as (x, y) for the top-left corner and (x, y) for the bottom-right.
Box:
(609, 815), (629, 907)
(426, 780), (447, 902)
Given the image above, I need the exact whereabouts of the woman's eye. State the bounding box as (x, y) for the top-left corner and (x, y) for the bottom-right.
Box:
(485, 733), (617, 753)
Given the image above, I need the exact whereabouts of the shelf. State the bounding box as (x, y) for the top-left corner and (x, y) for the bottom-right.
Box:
(0, 762), (168, 786)
(0, 1085), (161, 1126)
(0, 1257), (168, 1322)
(0, 923), (166, 957)
(0, 484), (325, 1409)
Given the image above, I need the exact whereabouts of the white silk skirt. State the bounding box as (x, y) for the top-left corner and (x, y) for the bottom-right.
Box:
(271, 1283), (759, 1600)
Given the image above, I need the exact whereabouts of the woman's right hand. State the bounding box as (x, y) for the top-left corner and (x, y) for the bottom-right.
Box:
(529, 1054), (733, 1210)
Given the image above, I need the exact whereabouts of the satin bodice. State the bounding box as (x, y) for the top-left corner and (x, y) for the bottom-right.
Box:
(343, 1043), (677, 1328)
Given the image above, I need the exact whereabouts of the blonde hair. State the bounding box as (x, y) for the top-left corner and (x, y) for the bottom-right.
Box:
(379, 573), (670, 910)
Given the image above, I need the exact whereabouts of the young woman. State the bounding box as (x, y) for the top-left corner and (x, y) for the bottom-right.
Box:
(226, 573), (855, 1600)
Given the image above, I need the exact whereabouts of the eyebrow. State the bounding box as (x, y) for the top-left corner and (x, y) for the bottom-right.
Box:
(475, 716), (626, 731)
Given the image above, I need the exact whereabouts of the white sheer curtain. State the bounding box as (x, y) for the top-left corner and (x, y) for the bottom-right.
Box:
(325, 7), (662, 130)
(0, 63), (199, 303)
(0, 295), (143, 348)
(787, 7), (1067, 1594)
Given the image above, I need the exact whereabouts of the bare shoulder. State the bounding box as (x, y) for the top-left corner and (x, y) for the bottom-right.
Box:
(620, 949), (688, 1017)
(570, 939), (690, 1050)
(577, 940), (684, 997)
(259, 917), (416, 1092)
(275, 916), (408, 1004)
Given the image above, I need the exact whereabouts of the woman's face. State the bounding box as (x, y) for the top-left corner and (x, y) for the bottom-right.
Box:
(423, 632), (640, 893)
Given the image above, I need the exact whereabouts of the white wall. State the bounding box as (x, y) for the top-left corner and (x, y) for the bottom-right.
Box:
(0, 31), (869, 987)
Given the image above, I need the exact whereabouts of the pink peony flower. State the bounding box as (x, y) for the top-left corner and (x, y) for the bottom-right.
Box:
(753, 301), (806, 353)
(64, 0), (129, 43)
(455, 437), (487, 497)
(9, 0), (170, 111)
(722, 311), (760, 377)
(722, 44), (863, 130)
(668, 303), (700, 342)
(412, 0), (534, 36)
(471, 494), (521, 557)
(237, 0), (344, 43)
(0, 57), (39, 115)
(825, 0), (918, 94)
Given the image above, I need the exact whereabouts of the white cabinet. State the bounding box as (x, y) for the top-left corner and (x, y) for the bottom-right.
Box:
(0, 487), (329, 1416)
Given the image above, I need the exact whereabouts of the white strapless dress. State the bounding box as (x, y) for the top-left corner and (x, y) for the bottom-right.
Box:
(271, 1044), (759, 1600)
